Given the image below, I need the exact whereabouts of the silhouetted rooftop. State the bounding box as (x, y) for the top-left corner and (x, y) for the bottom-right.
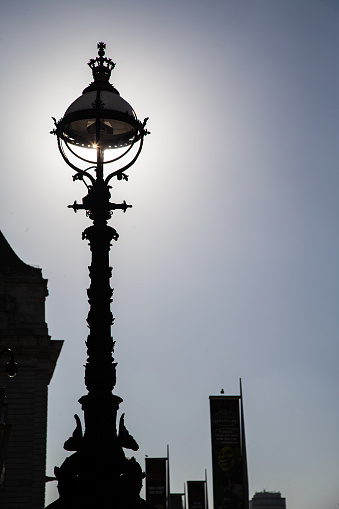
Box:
(0, 231), (40, 275)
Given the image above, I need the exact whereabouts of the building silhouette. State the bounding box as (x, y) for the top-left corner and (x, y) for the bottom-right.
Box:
(0, 231), (63, 509)
(250, 491), (286, 509)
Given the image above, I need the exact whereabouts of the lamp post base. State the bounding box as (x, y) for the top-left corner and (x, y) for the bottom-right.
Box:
(46, 489), (154, 509)
(45, 394), (151, 509)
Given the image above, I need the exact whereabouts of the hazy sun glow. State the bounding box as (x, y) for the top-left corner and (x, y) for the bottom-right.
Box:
(1, 3), (338, 509)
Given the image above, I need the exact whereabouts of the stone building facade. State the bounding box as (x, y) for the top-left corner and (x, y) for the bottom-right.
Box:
(0, 231), (62, 508)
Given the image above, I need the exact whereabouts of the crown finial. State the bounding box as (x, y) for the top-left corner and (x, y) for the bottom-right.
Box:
(98, 42), (106, 57)
(88, 42), (116, 84)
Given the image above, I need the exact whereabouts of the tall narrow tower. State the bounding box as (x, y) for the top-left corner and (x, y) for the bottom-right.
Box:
(0, 231), (63, 509)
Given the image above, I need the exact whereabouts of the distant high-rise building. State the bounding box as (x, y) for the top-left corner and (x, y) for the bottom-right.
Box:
(250, 491), (286, 509)
(0, 231), (63, 509)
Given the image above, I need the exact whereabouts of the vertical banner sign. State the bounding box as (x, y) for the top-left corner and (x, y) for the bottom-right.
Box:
(170, 493), (184, 509)
(209, 396), (247, 509)
(145, 457), (168, 509)
(187, 481), (206, 509)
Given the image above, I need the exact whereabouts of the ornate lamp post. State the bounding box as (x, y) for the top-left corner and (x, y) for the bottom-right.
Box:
(47, 43), (150, 509)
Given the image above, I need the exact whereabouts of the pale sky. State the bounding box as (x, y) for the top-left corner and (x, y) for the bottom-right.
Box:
(0, 1), (338, 508)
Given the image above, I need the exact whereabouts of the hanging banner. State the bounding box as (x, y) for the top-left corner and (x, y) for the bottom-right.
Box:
(187, 480), (206, 509)
(209, 396), (247, 509)
(170, 493), (184, 509)
(145, 457), (168, 509)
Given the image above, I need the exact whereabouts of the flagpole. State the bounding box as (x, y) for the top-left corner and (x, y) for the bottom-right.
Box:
(205, 469), (209, 509)
(240, 379), (249, 509)
(167, 444), (171, 509)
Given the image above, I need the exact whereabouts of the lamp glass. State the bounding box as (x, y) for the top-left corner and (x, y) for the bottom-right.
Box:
(60, 91), (138, 149)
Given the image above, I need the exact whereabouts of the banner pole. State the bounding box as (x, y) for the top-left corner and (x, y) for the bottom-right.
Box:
(205, 469), (208, 509)
(240, 379), (249, 509)
(167, 444), (171, 509)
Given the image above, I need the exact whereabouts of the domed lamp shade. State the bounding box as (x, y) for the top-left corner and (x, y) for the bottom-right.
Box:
(53, 43), (149, 175)
(58, 89), (141, 150)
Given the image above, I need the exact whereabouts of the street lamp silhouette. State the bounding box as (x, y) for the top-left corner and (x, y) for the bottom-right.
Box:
(0, 348), (18, 419)
(0, 348), (17, 479)
(0, 349), (17, 380)
(47, 43), (151, 509)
